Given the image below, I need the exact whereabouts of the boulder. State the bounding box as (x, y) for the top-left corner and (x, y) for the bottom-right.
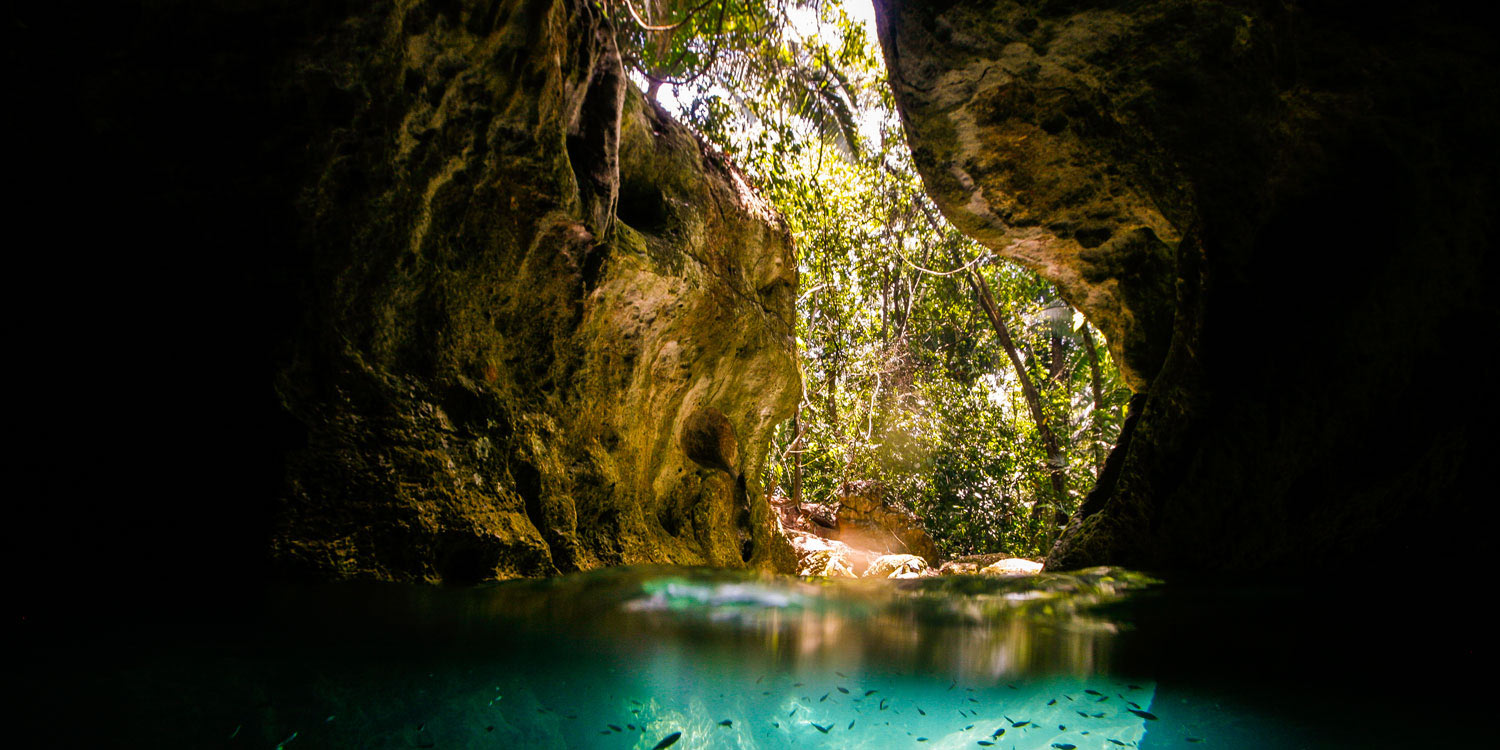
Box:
(864, 554), (934, 579)
(787, 531), (858, 578)
(829, 481), (942, 567)
(979, 559), (1044, 577)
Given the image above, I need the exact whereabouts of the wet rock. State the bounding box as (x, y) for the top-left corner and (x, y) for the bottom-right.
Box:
(875, 0), (1499, 574)
(863, 554), (934, 579)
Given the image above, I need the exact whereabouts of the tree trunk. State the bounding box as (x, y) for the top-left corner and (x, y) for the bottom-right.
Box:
(964, 265), (1068, 523)
(1081, 323), (1108, 474)
(790, 407), (804, 506)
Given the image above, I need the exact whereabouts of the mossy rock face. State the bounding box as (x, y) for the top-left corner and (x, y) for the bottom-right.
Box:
(269, 0), (799, 581)
(875, 0), (1499, 574)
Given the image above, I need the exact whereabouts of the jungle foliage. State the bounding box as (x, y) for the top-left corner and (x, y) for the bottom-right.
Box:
(604, 0), (1132, 558)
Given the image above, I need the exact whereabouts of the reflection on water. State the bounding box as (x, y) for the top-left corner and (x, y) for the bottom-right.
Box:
(16, 565), (1485, 748)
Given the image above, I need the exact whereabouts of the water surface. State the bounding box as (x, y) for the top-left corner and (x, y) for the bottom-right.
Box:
(16, 566), (1481, 747)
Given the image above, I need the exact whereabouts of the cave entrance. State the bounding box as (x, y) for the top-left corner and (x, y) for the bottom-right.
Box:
(609, 0), (1134, 569)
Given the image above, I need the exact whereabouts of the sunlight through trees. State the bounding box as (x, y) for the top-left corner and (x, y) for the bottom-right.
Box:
(606, 1), (1131, 557)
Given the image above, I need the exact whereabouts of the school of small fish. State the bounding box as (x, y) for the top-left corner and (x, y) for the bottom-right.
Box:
(239, 675), (1181, 748)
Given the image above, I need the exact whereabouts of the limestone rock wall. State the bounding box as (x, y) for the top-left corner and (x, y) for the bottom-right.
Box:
(261, 0), (799, 581)
(875, 0), (1498, 573)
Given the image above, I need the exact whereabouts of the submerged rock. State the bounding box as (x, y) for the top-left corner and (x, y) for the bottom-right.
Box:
(875, 0), (1499, 574)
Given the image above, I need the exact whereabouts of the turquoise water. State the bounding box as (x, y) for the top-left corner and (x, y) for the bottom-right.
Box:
(16, 567), (1482, 747)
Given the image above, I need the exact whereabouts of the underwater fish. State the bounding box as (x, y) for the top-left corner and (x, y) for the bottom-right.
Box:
(1059, 725), (1066, 730)
(965, 724), (973, 730)
(838, 687), (850, 694)
(879, 699), (888, 710)
(917, 707), (926, 716)
(628, 724), (636, 730)
(848, 720), (855, 730)
(1077, 711), (1089, 718)
(1186, 738), (1204, 743)
(1052, 744), (1077, 749)
(1097, 696), (1110, 702)
(1128, 685), (1142, 690)
(836, 672), (849, 678)
(631, 700), (643, 706)
(609, 725), (622, 732)
(969, 698), (979, 703)
(1048, 699), (1057, 706)
(788, 709), (797, 717)
(756, 676), (764, 684)
(485, 725), (493, 732)
(718, 720), (732, 727)
(651, 732), (682, 749)
(991, 728), (1006, 737)
(1090, 712), (1106, 718)
(275, 731), (297, 749)
(1108, 740), (1127, 746)
(1085, 690), (1103, 696)
(810, 722), (832, 734)
(821, 693), (830, 702)
(977, 742), (994, 747)
(1011, 720), (1030, 728)
(1127, 701), (1141, 710)
(917, 738), (928, 742)
(1007, 684), (1019, 690)
(1127, 709), (1158, 721)
(794, 683), (804, 687)
(865, 690), (878, 696)
(949, 680), (958, 691)
(228, 726), (240, 739)
(772, 722), (780, 728)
